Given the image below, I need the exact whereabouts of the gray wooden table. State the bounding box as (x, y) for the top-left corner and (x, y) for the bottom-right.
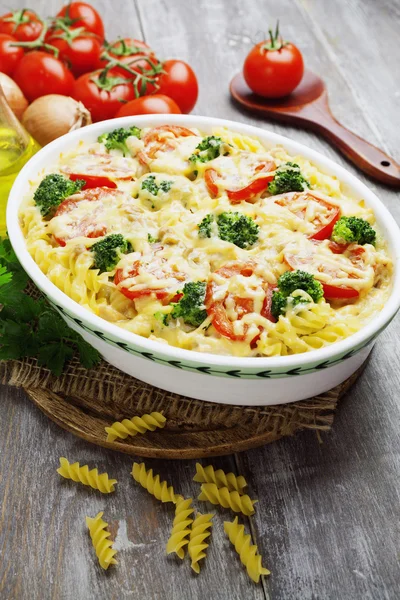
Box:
(1, 1), (399, 598)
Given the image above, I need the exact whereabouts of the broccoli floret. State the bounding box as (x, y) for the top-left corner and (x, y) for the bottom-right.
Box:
(268, 162), (309, 196)
(154, 311), (169, 326)
(189, 136), (224, 163)
(142, 175), (172, 196)
(332, 216), (376, 246)
(91, 234), (132, 273)
(217, 212), (259, 249)
(198, 214), (215, 238)
(33, 174), (85, 217)
(98, 126), (141, 156)
(198, 212), (259, 249)
(147, 233), (158, 243)
(170, 281), (208, 327)
(271, 270), (323, 319)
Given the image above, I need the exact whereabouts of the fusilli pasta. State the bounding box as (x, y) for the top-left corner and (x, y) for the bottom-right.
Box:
(131, 462), (177, 503)
(57, 457), (117, 493)
(188, 512), (214, 573)
(198, 483), (257, 516)
(224, 517), (270, 583)
(105, 411), (166, 442)
(166, 497), (194, 559)
(86, 511), (117, 570)
(193, 463), (247, 494)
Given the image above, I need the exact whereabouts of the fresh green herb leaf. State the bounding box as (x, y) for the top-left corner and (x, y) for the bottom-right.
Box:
(0, 237), (101, 375)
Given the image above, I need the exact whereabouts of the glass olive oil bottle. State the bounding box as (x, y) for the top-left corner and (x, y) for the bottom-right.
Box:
(0, 86), (40, 236)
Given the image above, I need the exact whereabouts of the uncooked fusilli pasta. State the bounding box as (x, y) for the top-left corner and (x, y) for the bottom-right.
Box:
(86, 511), (117, 570)
(198, 483), (256, 516)
(193, 463), (247, 494)
(57, 457), (117, 493)
(166, 497), (194, 559)
(224, 517), (270, 583)
(131, 462), (177, 503)
(105, 411), (166, 442)
(188, 512), (214, 573)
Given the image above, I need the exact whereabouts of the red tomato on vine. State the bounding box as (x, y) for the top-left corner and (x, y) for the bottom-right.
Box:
(56, 2), (105, 41)
(0, 9), (43, 42)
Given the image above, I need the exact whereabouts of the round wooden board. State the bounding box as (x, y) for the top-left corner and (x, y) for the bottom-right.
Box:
(24, 366), (364, 459)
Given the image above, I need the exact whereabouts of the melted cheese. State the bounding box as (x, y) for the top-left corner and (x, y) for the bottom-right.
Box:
(20, 125), (393, 358)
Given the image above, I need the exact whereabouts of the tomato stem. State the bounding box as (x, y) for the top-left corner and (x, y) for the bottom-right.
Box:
(10, 20), (60, 57)
(262, 20), (288, 51)
(97, 52), (164, 98)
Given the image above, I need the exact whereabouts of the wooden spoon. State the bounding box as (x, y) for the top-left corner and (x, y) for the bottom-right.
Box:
(230, 70), (400, 187)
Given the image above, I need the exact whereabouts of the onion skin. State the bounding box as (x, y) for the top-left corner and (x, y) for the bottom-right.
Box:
(0, 72), (28, 120)
(22, 94), (92, 146)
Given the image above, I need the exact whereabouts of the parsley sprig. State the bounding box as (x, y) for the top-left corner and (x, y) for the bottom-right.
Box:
(0, 238), (101, 375)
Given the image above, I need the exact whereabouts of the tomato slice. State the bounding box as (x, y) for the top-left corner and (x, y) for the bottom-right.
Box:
(61, 152), (136, 180)
(204, 162), (275, 203)
(322, 284), (359, 300)
(227, 175), (274, 204)
(283, 244), (363, 301)
(275, 192), (340, 241)
(205, 263), (275, 342)
(139, 125), (196, 165)
(204, 168), (219, 196)
(52, 187), (123, 246)
(328, 241), (349, 254)
(114, 258), (187, 302)
(69, 173), (117, 190)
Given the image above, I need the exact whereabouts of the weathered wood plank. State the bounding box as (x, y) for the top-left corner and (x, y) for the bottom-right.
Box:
(137, 1), (400, 599)
(1, 0), (400, 598)
(0, 385), (264, 600)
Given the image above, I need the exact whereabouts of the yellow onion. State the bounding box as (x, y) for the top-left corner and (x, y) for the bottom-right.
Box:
(0, 72), (28, 121)
(22, 94), (92, 146)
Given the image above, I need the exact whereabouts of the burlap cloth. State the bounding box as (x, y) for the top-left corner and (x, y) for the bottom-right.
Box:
(0, 348), (365, 457)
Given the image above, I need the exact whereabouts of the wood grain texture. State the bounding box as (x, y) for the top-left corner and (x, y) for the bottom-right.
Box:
(1, 0), (400, 598)
(230, 71), (400, 186)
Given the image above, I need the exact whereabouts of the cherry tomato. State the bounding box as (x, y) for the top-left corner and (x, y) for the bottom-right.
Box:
(243, 23), (304, 98)
(116, 94), (181, 119)
(138, 124), (194, 165)
(13, 51), (75, 102)
(115, 259), (186, 301)
(72, 69), (135, 122)
(274, 192), (340, 240)
(45, 28), (103, 77)
(155, 59), (198, 113)
(53, 187), (122, 246)
(69, 173), (117, 190)
(0, 9), (42, 42)
(56, 2), (104, 41)
(206, 263), (274, 342)
(204, 162), (275, 203)
(0, 33), (24, 76)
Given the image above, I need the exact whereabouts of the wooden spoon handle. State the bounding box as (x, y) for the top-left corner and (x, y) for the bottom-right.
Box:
(313, 107), (400, 186)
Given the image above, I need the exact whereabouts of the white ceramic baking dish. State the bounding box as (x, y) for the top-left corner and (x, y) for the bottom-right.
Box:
(7, 115), (400, 405)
